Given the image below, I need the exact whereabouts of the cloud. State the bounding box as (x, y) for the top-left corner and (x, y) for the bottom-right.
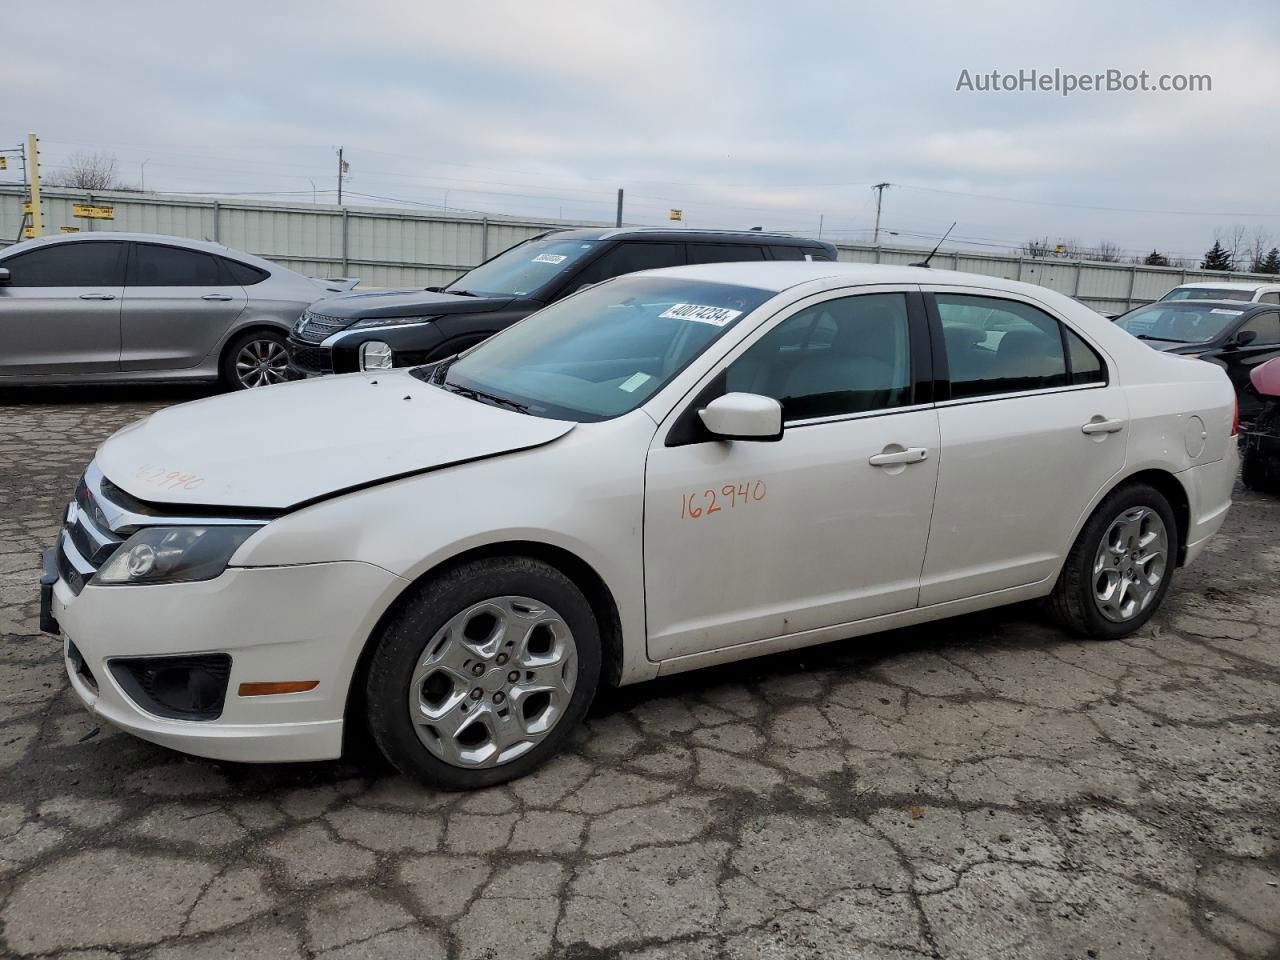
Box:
(3, 0), (1278, 260)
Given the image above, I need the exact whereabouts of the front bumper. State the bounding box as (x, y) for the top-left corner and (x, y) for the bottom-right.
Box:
(287, 323), (446, 378)
(49, 559), (406, 763)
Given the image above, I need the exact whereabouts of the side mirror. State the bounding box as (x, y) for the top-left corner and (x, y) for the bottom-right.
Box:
(0, 268), (10, 286)
(698, 393), (783, 441)
(1233, 329), (1259, 348)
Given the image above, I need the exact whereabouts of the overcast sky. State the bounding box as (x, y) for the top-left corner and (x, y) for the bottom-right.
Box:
(5, 0), (1278, 261)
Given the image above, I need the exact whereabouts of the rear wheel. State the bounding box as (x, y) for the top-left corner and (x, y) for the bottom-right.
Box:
(1049, 483), (1178, 639)
(365, 557), (601, 789)
(221, 330), (289, 390)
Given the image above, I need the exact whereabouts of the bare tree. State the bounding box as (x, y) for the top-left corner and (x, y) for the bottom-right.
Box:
(1091, 240), (1123, 262)
(1247, 227), (1273, 273)
(1214, 225), (1250, 271)
(47, 151), (128, 191)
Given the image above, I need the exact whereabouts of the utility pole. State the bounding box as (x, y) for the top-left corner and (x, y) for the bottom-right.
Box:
(872, 182), (890, 245)
(337, 147), (346, 206)
(615, 188), (623, 227)
(27, 134), (42, 238)
(818, 214), (824, 240)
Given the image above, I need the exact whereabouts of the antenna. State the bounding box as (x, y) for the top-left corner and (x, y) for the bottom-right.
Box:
(910, 222), (956, 268)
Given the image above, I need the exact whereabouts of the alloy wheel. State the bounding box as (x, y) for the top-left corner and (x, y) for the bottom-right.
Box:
(407, 596), (578, 768)
(1091, 506), (1168, 623)
(234, 339), (289, 388)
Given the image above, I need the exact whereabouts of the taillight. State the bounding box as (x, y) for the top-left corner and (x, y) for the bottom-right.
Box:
(1232, 394), (1240, 437)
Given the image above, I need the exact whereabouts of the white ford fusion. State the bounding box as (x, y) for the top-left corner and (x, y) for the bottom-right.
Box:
(44, 262), (1237, 788)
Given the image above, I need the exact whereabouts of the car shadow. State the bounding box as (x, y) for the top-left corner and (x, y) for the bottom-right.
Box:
(192, 601), (1064, 793)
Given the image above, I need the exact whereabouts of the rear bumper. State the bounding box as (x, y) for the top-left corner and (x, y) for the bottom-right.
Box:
(1179, 438), (1239, 566)
(51, 560), (407, 763)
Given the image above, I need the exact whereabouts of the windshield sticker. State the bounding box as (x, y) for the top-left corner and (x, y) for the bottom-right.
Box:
(619, 372), (652, 393)
(1209, 308), (1243, 315)
(532, 253), (567, 264)
(658, 303), (744, 326)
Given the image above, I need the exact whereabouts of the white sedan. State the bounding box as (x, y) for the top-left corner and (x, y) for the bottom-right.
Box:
(45, 262), (1237, 788)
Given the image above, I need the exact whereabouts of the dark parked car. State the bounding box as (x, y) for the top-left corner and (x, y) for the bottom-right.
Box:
(287, 227), (837, 376)
(1242, 357), (1280, 493)
(1113, 299), (1280, 417)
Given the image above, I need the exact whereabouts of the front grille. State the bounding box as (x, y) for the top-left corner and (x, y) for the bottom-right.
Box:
(292, 309), (350, 344)
(287, 342), (334, 374)
(57, 474), (126, 597)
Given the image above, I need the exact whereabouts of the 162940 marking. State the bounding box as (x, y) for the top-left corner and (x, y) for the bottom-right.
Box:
(681, 480), (767, 519)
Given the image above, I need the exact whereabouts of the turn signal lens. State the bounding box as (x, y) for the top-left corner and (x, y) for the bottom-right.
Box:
(238, 680), (319, 697)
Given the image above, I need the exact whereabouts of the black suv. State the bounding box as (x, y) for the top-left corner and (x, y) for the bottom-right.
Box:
(287, 227), (836, 376)
(1113, 299), (1280, 417)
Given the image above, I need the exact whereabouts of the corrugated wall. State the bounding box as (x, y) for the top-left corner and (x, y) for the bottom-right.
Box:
(2, 184), (1274, 312)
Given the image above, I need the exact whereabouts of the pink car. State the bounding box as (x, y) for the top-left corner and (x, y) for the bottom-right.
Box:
(1242, 356), (1280, 492)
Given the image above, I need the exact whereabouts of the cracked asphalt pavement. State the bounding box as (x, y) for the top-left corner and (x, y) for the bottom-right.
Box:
(1, 386), (1277, 960)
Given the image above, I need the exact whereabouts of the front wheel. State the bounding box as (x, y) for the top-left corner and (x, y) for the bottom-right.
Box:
(1049, 483), (1178, 639)
(221, 330), (290, 390)
(365, 557), (601, 789)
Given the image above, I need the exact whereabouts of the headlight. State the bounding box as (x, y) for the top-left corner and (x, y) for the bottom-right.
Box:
(360, 340), (393, 371)
(349, 315), (437, 330)
(94, 526), (259, 586)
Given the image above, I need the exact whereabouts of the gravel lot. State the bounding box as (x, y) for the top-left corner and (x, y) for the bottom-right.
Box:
(1, 386), (1277, 960)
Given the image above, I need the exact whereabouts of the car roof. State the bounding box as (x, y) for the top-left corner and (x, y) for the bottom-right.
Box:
(1173, 281), (1280, 291)
(545, 226), (831, 246)
(1136, 298), (1271, 313)
(624, 260), (1043, 294)
(0, 232), (277, 271)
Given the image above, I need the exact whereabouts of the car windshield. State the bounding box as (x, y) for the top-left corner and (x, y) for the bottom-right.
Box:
(444, 237), (599, 298)
(421, 275), (774, 421)
(1161, 287), (1255, 302)
(1115, 303), (1245, 344)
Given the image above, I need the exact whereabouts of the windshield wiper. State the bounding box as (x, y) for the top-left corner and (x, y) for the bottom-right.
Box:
(445, 288), (479, 297)
(1135, 334), (1195, 343)
(441, 381), (530, 414)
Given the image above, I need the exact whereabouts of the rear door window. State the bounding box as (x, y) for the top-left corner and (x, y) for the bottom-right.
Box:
(687, 243), (766, 264)
(1, 241), (126, 286)
(129, 244), (222, 286)
(767, 245), (805, 261)
(1240, 312), (1280, 346)
(566, 242), (684, 292)
(220, 258), (270, 285)
(934, 293), (1070, 398)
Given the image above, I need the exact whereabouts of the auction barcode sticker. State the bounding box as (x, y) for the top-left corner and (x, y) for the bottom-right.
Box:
(532, 253), (567, 264)
(658, 303), (743, 326)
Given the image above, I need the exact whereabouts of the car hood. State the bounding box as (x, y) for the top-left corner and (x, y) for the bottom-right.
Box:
(311, 288), (516, 320)
(95, 371), (575, 511)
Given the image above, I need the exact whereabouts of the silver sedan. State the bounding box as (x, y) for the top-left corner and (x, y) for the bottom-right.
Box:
(0, 233), (357, 390)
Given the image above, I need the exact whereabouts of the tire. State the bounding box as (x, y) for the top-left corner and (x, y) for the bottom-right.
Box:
(220, 329), (290, 390)
(1240, 445), (1279, 494)
(365, 556), (601, 789)
(1049, 483), (1178, 640)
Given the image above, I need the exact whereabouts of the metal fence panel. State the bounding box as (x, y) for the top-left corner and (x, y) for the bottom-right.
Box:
(2, 185), (1274, 314)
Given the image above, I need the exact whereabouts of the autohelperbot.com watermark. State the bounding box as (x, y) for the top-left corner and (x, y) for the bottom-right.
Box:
(955, 68), (1211, 96)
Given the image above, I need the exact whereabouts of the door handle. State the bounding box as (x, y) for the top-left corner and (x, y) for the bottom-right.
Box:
(201, 293), (234, 301)
(78, 293), (116, 301)
(1081, 417), (1125, 435)
(868, 446), (929, 466)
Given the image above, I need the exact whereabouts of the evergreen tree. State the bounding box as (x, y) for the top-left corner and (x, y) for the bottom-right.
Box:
(1258, 247), (1280, 275)
(1201, 240), (1232, 271)
(1143, 250), (1170, 266)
